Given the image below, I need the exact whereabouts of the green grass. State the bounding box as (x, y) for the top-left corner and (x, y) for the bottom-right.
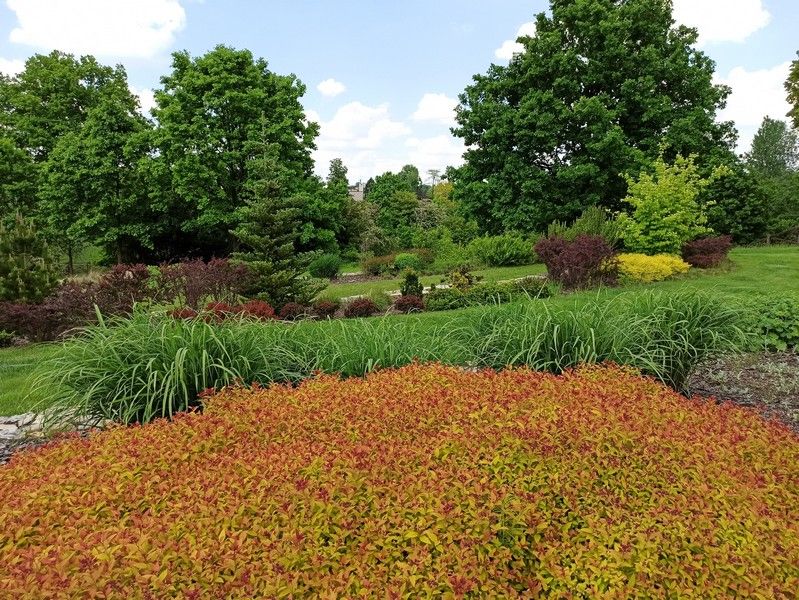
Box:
(1, 246), (797, 416)
(0, 345), (62, 416)
(323, 264), (548, 300)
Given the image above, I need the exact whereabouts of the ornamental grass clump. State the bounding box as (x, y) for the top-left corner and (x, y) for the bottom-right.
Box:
(3, 364), (799, 597)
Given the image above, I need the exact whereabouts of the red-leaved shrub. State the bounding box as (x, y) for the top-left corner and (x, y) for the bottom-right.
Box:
(393, 294), (425, 313)
(313, 299), (340, 319)
(682, 235), (733, 269)
(344, 297), (380, 318)
(169, 307), (198, 320)
(158, 259), (251, 309)
(535, 234), (618, 290)
(94, 264), (153, 315)
(279, 302), (310, 321)
(203, 301), (235, 322)
(236, 300), (275, 321)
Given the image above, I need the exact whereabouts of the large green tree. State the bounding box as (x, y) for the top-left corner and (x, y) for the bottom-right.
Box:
(745, 117), (798, 178)
(153, 45), (318, 257)
(40, 83), (156, 265)
(787, 52), (799, 128)
(453, 0), (735, 233)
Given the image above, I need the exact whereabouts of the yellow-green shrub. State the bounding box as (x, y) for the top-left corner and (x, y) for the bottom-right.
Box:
(618, 253), (691, 283)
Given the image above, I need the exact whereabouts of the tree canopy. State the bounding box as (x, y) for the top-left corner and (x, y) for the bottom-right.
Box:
(452, 0), (735, 233)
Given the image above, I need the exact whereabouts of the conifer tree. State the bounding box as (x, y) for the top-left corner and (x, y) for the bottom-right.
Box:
(0, 213), (59, 302)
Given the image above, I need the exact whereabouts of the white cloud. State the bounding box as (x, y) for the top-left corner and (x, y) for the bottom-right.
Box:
(311, 101), (413, 181)
(673, 0), (770, 45)
(495, 21), (536, 60)
(715, 62), (793, 151)
(412, 93), (458, 126)
(5, 0), (186, 58)
(317, 78), (346, 98)
(0, 57), (25, 76)
(405, 135), (466, 174)
(129, 85), (156, 114)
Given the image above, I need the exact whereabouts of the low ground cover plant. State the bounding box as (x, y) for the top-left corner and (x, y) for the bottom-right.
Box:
(3, 364), (798, 597)
(617, 253), (691, 283)
(38, 290), (742, 424)
(739, 293), (799, 351)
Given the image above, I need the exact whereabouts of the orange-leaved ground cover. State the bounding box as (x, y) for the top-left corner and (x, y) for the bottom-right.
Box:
(1, 364), (798, 598)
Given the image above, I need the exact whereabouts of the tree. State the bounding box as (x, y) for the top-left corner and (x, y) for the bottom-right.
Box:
(0, 214), (58, 303)
(232, 143), (322, 306)
(619, 154), (718, 255)
(787, 51), (799, 128)
(0, 137), (37, 224)
(153, 45), (318, 257)
(453, 0), (735, 233)
(0, 51), (126, 163)
(40, 83), (156, 266)
(745, 117), (798, 178)
(702, 166), (766, 245)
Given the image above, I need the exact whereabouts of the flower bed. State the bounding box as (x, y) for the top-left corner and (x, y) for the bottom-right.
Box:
(1, 364), (798, 596)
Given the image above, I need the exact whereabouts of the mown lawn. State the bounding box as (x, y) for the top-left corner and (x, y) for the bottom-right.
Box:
(321, 263), (548, 300)
(1, 246), (796, 416)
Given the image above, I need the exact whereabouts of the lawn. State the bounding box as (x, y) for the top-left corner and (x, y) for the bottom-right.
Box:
(320, 263), (548, 300)
(0, 246), (796, 416)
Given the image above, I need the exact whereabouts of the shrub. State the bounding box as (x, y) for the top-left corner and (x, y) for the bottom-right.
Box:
(425, 287), (468, 311)
(313, 298), (340, 319)
(343, 297), (380, 318)
(361, 254), (395, 276)
(0, 214), (59, 303)
(203, 301), (236, 322)
(618, 154), (718, 254)
(308, 253), (342, 279)
(463, 282), (516, 305)
(279, 302), (310, 321)
(237, 300), (276, 321)
(158, 258), (251, 309)
(169, 307), (199, 320)
(0, 330), (14, 347)
(682, 235), (733, 269)
(94, 264), (153, 315)
(408, 247), (435, 266)
(618, 253), (691, 283)
(547, 206), (623, 248)
(468, 233), (533, 267)
(393, 294), (425, 313)
(511, 276), (553, 298)
(400, 270), (424, 297)
(535, 235), (618, 290)
(6, 364), (799, 597)
(393, 252), (423, 272)
(446, 265), (478, 292)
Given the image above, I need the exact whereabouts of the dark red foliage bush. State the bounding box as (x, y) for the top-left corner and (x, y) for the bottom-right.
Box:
(203, 301), (235, 323)
(535, 235), (618, 290)
(682, 235), (733, 269)
(158, 259), (251, 309)
(169, 307), (199, 320)
(343, 297), (380, 318)
(393, 295), (425, 313)
(236, 300), (275, 321)
(279, 302), (310, 321)
(313, 299), (340, 319)
(94, 264), (153, 315)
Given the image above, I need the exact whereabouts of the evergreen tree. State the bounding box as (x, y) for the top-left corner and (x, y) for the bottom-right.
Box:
(232, 143), (323, 306)
(0, 214), (59, 303)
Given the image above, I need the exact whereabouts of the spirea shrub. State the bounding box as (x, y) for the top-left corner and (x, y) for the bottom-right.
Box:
(535, 234), (618, 290)
(617, 253), (691, 283)
(682, 235), (733, 269)
(2, 364), (798, 597)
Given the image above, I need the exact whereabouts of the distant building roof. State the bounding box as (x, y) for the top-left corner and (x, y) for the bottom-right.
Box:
(348, 181), (364, 202)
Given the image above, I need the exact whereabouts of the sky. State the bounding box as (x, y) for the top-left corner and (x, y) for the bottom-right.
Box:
(0, 0), (796, 184)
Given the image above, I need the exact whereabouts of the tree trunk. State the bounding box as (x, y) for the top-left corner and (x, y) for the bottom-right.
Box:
(67, 245), (74, 275)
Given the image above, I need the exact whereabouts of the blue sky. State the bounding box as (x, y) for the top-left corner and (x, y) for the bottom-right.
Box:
(0, 0), (797, 183)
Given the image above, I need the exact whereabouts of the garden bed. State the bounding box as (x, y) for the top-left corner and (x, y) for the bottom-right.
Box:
(1, 364), (797, 596)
